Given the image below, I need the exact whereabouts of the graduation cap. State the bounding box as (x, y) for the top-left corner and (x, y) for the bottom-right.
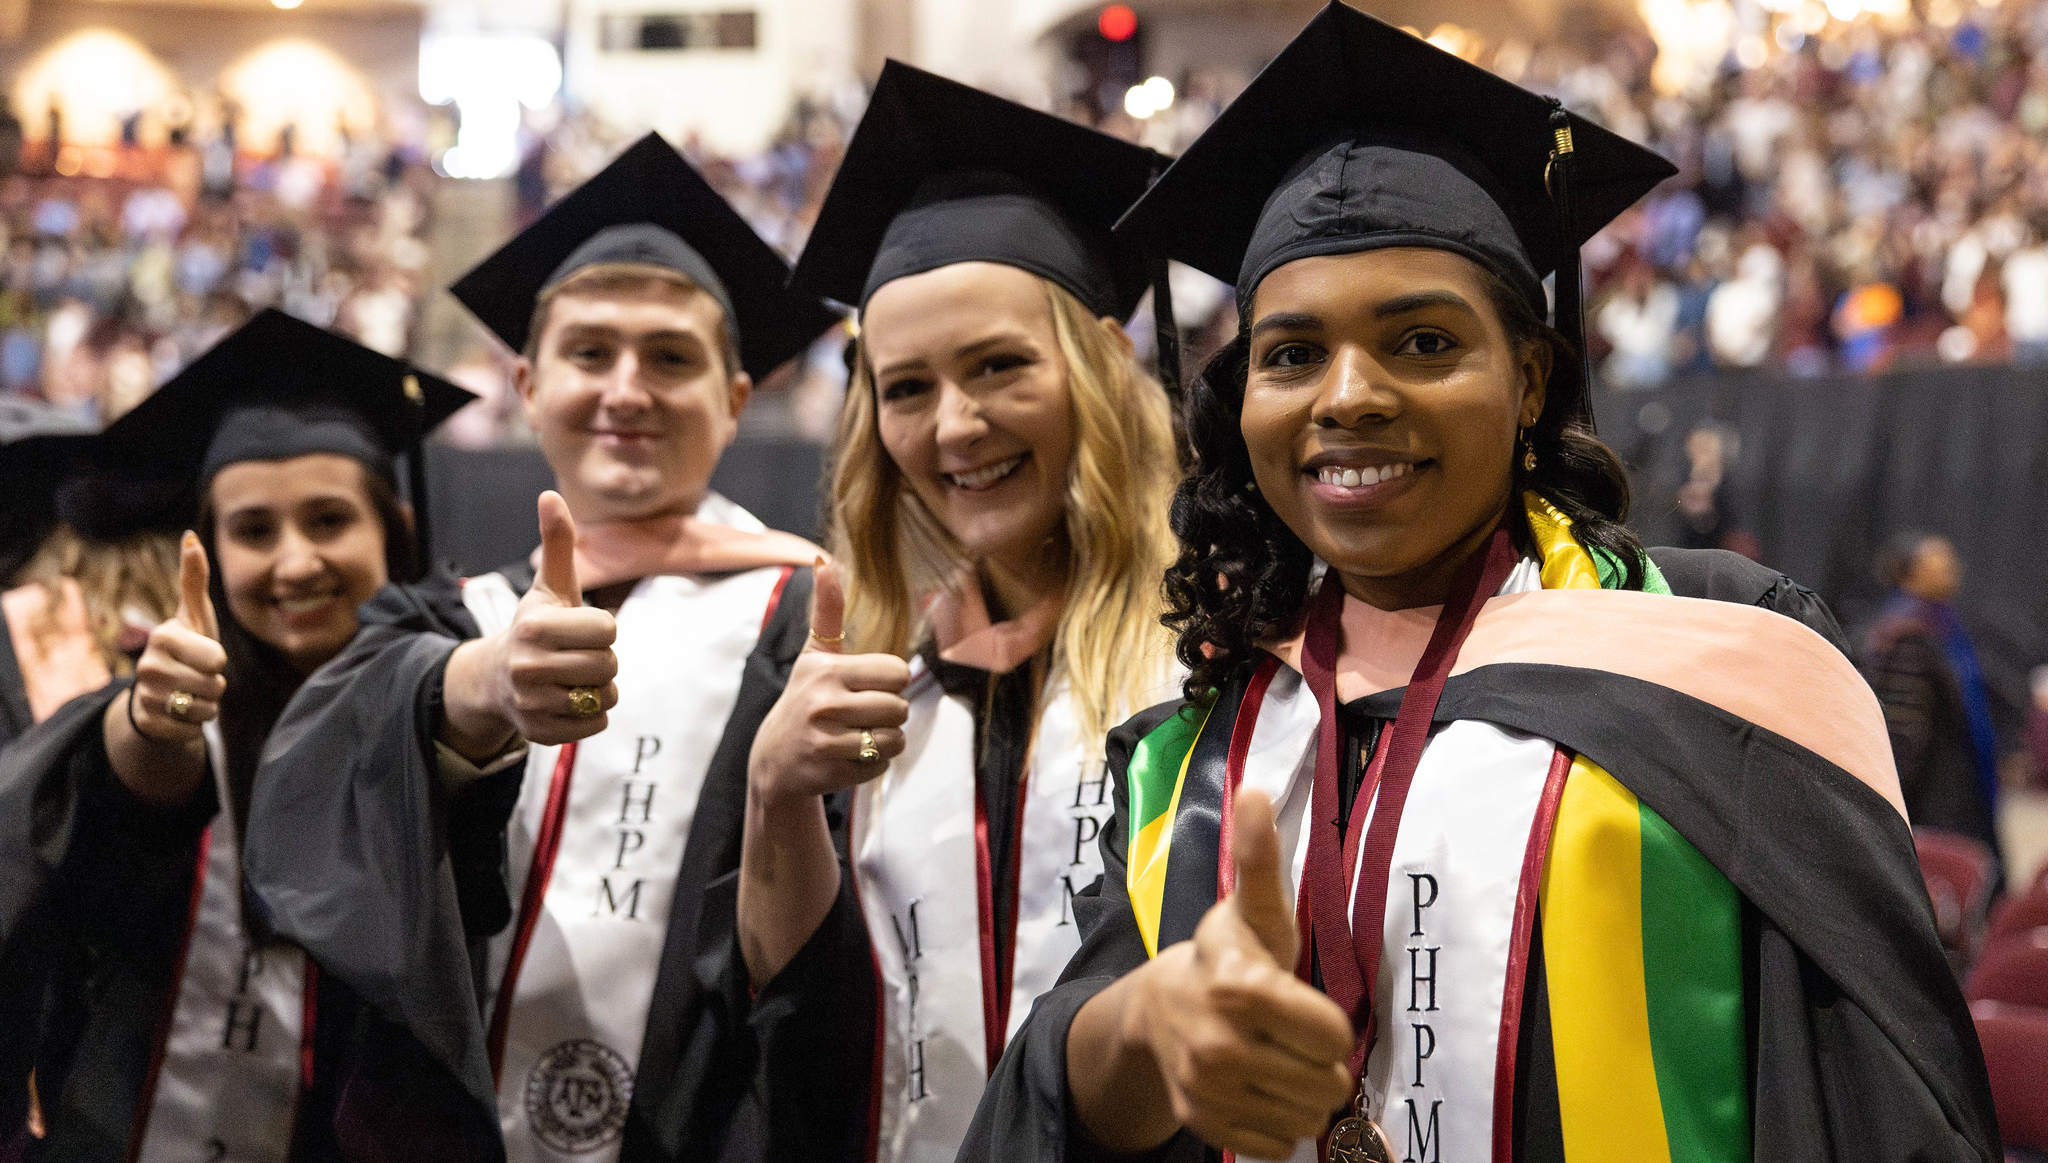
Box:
(93, 309), (475, 564)
(1116, 2), (1677, 424)
(449, 132), (841, 381)
(0, 432), (91, 585)
(790, 61), (1182, 385)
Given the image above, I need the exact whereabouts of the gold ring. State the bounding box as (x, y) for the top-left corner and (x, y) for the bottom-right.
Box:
(810, 629), (845, 645)
(165, 690), (195, 721)
(857, 729), (881, 763)
(565, 686), (604, 718)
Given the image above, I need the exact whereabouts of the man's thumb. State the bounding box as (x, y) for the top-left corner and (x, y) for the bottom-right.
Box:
(535, 491), (581, 604)
(176, 531), (219, 641)
(1228, 788), (1297, 965)
(806, 556), (844, 653)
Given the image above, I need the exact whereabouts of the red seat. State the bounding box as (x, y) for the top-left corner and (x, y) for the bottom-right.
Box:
(1971, 1000), (2048, 1152)
(1916, 828), (1998, 975)
(1992, 890), (2048, 945)
(1967, 928), (2048, 1009)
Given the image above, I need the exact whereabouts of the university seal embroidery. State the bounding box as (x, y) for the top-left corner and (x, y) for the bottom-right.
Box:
(525, 1038), (633, 1153)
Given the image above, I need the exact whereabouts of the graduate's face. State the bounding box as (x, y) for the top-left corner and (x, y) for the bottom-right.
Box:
(518, 281), (752, 524)
(1241, 247), (1547, 610)
(863, 262), (1079, 592)
(208, 453), (390, 676)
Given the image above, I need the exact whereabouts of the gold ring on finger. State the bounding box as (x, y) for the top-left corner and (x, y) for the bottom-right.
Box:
(858, 729), (881, 763)
(565, 686), (604, 718)
(165, 689), (196, 721)
(810, 629), (845, 645)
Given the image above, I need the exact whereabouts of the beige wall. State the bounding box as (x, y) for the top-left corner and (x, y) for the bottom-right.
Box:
(2, 0), (424, 132)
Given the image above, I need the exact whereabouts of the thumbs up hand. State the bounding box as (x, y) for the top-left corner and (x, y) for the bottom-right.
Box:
(128, 532), (229, 747)
(492, 491), (619, 746)
(746, 558), (911, 805)
(1128, 788), (1356, 1161)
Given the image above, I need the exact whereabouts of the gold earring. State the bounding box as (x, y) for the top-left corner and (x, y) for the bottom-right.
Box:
(1520, 428), (1538, 472)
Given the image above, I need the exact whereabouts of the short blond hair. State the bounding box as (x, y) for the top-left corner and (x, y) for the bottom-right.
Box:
(829, 276), (1181, 751)
(523, 261), (741, 378)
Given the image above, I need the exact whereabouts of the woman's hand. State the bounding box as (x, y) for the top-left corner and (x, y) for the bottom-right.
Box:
(737, 560), (910, 984)
(105, 532), (224, 803)
(1069, 789), (1355, 1160)
(442, 492), (620, 758)
(747, 560), (911, 806)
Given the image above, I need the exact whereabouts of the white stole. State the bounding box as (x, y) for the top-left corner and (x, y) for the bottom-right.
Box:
(465, 561), (784, 1163)
(1233, 585), (1564, 1163)
(133, 720), (307, 1163)
(852, 677), (1116, 1163)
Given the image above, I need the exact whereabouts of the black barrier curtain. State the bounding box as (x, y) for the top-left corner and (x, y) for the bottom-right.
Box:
(423, 438), (826, 578)
(427, 369), (2046, 747)
(1599, 367), (2048, 745)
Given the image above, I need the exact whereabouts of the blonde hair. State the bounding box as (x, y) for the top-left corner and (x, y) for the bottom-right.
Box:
(829, 277), (1181, 749)
(523, 261), (741, 379)
(17, 525), (180, 677)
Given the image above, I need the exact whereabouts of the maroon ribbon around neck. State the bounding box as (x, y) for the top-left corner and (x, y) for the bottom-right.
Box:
(1298, 527), (1517, 1067)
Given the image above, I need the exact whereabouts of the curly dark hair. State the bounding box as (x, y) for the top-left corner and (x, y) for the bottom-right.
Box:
(1162, 266), (1645, 701)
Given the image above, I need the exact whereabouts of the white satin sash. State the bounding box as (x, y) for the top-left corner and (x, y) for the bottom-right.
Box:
(852, 678), (1120, 1163)
(466, 560), (784, 1163)
(133, 720), (307, 1163)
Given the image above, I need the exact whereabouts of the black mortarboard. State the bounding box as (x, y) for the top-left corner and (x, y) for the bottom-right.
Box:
(93, 309), (474, 560)
(0, 432), (90, 584)
(1117, 3), (1676, 419)
(450, 132), (841, 381)
(791, 61), (1171, 335)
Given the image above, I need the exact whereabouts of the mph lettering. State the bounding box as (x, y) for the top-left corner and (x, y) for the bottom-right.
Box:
(596, 735), (663, 920)
(892, 899), (928, 1102)
(1403, 871), (1442, 1163)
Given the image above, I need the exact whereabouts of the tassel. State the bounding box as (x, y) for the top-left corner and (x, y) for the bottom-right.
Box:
(1545, 98), (1597, 433)
(1150, 254), (1182, 397)
(402, 373), (436, 567)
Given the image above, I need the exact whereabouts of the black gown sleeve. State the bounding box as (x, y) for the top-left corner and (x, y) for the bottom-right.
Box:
(1646, 546), (1849, 654)
(0, 679), (215, 1160)
(956, 700), (1209, 1163)
(623, 566), (817, 1163)
(240, 572), (510, 1162)
(690, 565), (876, 1163)
(0, 613), (36, 749)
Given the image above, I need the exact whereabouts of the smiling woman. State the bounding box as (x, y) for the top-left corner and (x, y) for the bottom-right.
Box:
(960, 6), (1998, 1163)
(728, 62), (1185, 1163)
(0, 312), (475, 1163)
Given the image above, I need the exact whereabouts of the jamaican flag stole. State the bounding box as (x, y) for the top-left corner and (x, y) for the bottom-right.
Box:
(1119, 495), (1760, 1162)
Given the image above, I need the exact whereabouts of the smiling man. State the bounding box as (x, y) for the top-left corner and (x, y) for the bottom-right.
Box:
(240, 135), (841, 1163)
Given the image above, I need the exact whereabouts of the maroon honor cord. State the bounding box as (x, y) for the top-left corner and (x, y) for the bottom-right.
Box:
(1298, 527), (1518, 1071)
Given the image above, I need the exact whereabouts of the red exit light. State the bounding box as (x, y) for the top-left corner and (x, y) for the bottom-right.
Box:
(1098, 4), (1138, 42)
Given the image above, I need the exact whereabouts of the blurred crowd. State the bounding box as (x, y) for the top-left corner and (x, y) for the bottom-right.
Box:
(1525, 1), (2048, 384)
(0, 124), (436, 431)
(10, 0), (2048, 440)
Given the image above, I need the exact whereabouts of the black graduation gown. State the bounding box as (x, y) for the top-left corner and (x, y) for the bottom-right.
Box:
(0, 614), (36, 749)
(956, 549), (2000, 1163)
(0, 680), (211, 1162)
(701, 644), (1043, 1163)
(240, 563), (816, 1163)
(0, 667), (516, 1162)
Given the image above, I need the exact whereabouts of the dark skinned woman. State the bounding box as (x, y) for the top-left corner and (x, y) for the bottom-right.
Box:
(959, 7), (1997, 1163)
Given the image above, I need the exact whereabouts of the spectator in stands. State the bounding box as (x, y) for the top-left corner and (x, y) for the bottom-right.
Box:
(1597, 256), (1680, 387)
(1863, 531), (2004, 864)
(2027, 664), (2048, 792)
(1706, 242), (1784, 368)
(2003, 216), (2048, 364)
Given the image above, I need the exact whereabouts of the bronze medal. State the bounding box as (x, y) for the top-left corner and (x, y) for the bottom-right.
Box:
(1326, 1113), (1393, 1163)
(1327, 1074), (1392, 1163)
